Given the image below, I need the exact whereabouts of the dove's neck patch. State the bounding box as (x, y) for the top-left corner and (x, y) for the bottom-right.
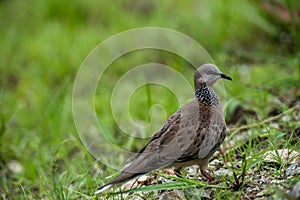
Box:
(195, 85), (219, 106)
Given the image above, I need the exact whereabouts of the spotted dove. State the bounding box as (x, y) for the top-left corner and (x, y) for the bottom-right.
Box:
(95, 63), (232, 194)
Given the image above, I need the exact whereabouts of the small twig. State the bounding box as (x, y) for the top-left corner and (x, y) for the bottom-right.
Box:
(227, 104), (300, 141)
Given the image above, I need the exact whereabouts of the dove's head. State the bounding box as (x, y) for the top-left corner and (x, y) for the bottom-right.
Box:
(194, 63), (232, 89)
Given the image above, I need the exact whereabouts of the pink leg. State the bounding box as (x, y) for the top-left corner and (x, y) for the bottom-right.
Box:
(201, 170), (214, 183)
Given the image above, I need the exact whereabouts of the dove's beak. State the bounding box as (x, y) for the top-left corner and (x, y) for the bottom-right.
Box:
(220, 73), (232, 81)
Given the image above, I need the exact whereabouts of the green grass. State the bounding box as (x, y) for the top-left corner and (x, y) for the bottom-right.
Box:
(0, 0), (300, 199)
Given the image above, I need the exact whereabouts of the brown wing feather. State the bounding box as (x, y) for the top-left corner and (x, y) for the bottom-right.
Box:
(137, 109), (181, 154)
(122, 100), (205, 174)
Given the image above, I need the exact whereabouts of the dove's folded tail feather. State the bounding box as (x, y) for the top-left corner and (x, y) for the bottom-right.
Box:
(95, 184), (112, 194)
(94, 172), (145, 194)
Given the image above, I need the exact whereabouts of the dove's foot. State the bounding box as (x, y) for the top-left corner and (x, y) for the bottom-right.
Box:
(201, 170), (214, 183)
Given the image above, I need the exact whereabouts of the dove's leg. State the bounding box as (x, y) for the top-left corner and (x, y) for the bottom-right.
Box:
(201, 170), (214, 182)
(197, 159), (214, 182)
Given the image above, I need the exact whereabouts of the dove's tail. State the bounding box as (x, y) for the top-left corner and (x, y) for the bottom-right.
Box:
(94, 172), (145, 195)
(95, 183), (113, 194)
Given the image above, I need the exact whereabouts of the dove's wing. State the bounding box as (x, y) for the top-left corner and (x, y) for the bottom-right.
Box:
(95, 102), (184, 193)
(121, 106), (185, 174)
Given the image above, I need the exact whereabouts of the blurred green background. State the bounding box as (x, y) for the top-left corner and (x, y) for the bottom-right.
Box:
(0, 0), (299, 199)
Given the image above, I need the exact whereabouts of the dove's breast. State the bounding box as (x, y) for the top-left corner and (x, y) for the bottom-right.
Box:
(172, 100), (226, 169)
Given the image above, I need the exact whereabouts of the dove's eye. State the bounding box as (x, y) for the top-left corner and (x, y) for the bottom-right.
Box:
(206, 70), (212, 75)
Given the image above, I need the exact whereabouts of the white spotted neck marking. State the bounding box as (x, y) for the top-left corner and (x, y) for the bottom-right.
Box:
(195, 85), (219, 106)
